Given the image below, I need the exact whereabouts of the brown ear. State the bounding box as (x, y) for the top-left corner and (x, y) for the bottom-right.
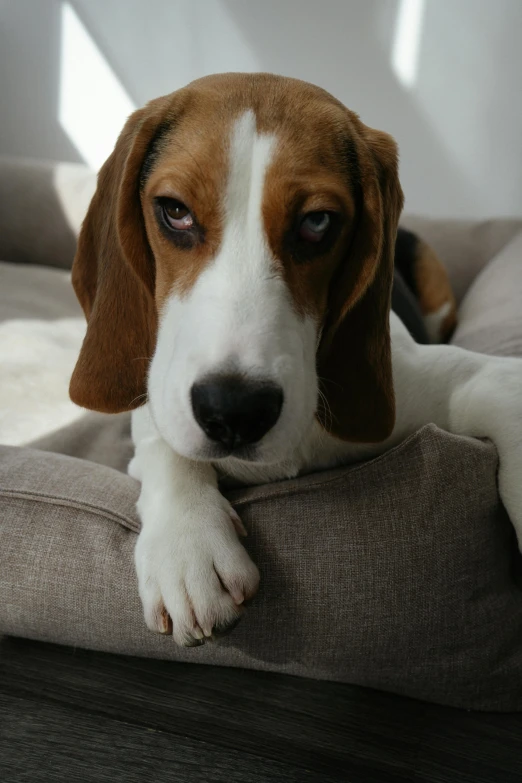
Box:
(69, 97), (172, 413)
(316, 121), (404, 442)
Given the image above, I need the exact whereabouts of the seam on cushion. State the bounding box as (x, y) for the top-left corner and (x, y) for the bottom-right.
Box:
(0, 489), (139, 533)
(230, 426), (494, 509)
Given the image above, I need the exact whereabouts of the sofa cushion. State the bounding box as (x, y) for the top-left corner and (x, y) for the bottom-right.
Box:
(0, 157), (95, 269)
(31, 410), (134, 473)
(451, 230), (522, 356)
(2, 425), (522, 711)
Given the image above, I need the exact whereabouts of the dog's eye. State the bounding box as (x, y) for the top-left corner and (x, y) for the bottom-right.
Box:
(161, 199), (194, 230)
(299, 211), (331, 243)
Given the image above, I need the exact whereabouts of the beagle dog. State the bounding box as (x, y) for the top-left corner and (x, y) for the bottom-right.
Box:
(70, 73), (522, 647)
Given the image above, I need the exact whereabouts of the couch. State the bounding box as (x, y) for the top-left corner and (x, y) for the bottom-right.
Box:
(1, 156), (522, 781)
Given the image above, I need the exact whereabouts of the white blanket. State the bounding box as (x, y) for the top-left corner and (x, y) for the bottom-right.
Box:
(0, 261), (86, 445)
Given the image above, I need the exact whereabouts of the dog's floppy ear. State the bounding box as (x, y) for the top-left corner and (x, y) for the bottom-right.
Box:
(69, 97), (172, 413)
(317, 120), (404, 442)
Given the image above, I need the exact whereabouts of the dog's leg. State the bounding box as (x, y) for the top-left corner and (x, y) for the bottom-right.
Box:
(391, 314), (522, 545)
(129, 406), (259, 646)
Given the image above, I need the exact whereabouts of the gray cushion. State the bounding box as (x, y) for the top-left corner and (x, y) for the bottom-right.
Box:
(451, 230), (522, 356)
(31, 411), (134, 473)
(0, 157), (95, 270)
(2, 425), (522, 711)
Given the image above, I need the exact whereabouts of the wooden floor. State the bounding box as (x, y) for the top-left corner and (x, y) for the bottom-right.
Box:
(1, 636), (522, 782)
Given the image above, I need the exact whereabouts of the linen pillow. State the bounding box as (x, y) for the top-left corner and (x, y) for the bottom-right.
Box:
(451, 230), (522, 356)
(2, 425), (522, 711)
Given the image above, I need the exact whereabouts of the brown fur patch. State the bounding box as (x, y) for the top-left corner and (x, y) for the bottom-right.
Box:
(315, 124), (404, 442)
(262, 157), (357, 322)
(141, 96), (231, 308)
(70, 100), (167, 412)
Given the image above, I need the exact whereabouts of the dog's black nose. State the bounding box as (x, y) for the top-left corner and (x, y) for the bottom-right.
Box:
(191, 377), (283, 450)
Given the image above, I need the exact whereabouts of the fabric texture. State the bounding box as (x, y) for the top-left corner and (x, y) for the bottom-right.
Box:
(0, 156), (95, 270)
(2, 426), (522, 711)
(31, 411), (134, 473)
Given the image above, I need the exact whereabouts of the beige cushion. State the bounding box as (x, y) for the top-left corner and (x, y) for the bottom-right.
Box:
(0, 157), (95, 269)
(2, 425), (522, 711)
(32, 411), (134, 473)
(451, 230), (522, 356)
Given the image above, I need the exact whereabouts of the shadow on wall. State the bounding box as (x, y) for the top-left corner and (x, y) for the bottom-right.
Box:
(220, 0), (476, 218)
(0, 0), (139, 170)
(0, 1), (81, 164)
(221, 0), (522, 218)
(1, 0), (521, 219)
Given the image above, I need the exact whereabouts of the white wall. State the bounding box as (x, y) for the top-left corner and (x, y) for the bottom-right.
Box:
(1, 0), (521, 219)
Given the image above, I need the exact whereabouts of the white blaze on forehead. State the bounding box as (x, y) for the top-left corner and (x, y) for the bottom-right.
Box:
(210, 109), (277, 309)
(182, 110), (282, 366)
(225, 110), (276, 244)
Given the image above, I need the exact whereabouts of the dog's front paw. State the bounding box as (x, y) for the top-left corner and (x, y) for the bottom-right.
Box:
(134, 497), (259, 646)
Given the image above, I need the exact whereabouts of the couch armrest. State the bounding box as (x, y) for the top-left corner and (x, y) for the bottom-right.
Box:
(0, 157), (95, 270)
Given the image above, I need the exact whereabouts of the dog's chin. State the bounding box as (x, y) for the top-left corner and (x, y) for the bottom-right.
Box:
(171, 434), (297, 467)
(200, 442), (260, 463)
(163, 434), (260, 464)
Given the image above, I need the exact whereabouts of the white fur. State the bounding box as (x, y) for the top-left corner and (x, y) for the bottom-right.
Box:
(131, 414), (259, 645)
(133, 113), (522, 646)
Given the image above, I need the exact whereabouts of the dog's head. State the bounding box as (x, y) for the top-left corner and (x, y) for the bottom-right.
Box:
(70, 73), (403, 463)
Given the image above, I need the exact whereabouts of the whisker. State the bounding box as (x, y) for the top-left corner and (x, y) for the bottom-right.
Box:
(317, 387), (335, 433)
(317, 374), (344, 392)
(128, 392), (148, 408)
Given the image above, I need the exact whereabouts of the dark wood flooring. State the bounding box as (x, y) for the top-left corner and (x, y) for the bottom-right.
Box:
(1, 636), (522, 782)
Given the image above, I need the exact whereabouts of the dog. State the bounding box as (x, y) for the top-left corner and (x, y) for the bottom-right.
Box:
(69, 73), (522, 647)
